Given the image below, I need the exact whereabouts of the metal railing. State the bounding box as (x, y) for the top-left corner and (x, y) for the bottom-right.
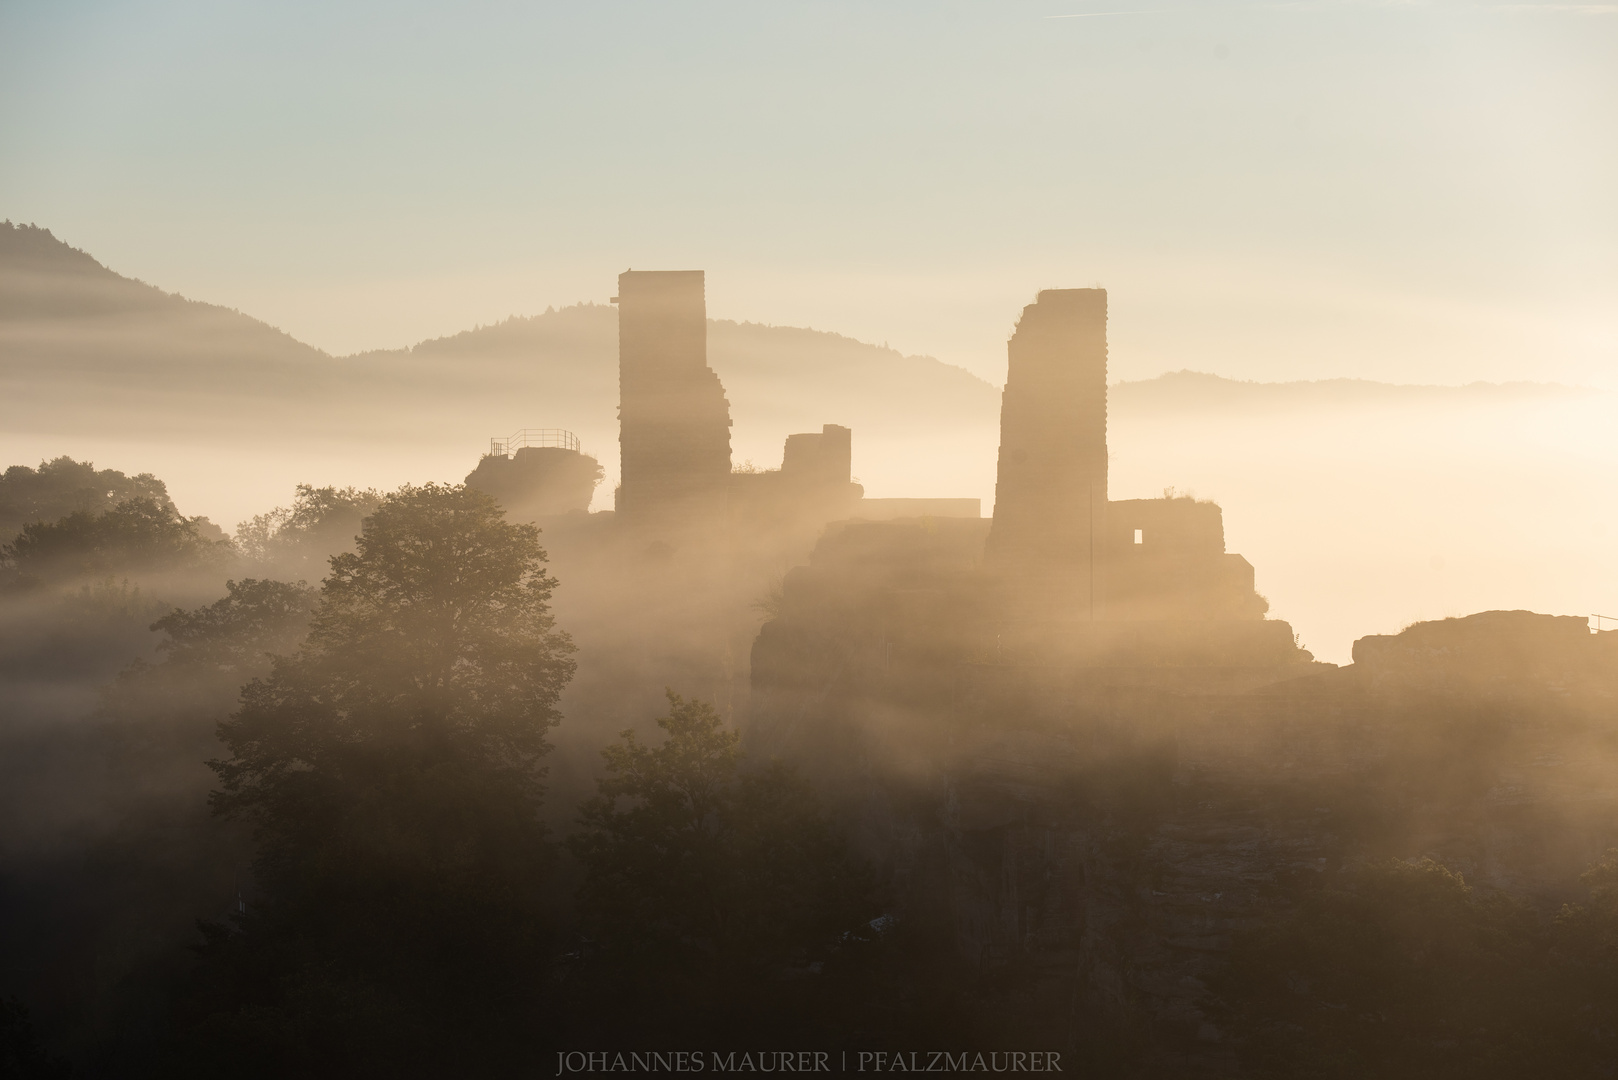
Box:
(1592, 614), (1618, 633)
(490, 429), (581, 456)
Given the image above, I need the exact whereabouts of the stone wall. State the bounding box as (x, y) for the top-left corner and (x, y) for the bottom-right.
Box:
(984, 289), (1109, 598)
(1102, 497), (1269, 621)
(980, 288), (1267, 625)
(614, 269), (732, 540)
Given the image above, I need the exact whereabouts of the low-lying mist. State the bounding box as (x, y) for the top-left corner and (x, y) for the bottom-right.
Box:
(7, 375), (1608, 664)
(5, 223), (1618, 1076)
(10, 222), (1611, 663)
(1108, 378), (1618, 662)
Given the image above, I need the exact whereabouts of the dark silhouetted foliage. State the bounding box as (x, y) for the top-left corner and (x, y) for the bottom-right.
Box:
(1551, 848), (1618, 1033)
(0, 998), (72, 1080)
(567, 692), (878, 1042)
(234, 485), (380, 581)
(1218, 857), (1618, 1078)
(0, 579), (168, 685)
(3, 498), (227, 583)
(175, 484), (575, 1078)
(97, 578), (319, 793)
(147, 578), (317, 675)
(0, 457), (170, 545)
(0, 580), (315, 1079)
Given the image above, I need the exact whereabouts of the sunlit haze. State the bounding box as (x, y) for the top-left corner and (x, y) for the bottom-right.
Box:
(2, 0), (1614, 384)
(3, 6), (1618, 1070)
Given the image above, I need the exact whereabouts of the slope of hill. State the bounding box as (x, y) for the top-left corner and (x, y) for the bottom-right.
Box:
(0, 222), (1000, 467)
(375, 308), (1003, 473)
(15, 220), (1595, 470)
(1113, 368), (1590, 413)
(6, 222), (1615, 665)
(0, 222), (338, 421)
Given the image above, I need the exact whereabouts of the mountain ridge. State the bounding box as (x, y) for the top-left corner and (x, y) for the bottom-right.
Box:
(1, 222), (1590, 465)
(4, 221), (1585, 403)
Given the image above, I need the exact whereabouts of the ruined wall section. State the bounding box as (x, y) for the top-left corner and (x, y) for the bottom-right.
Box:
(1102, 497), (1269, 621)
(984, 289), (1109, 607)
(781, 423), (852, 486)
(727, 423), (866, 605)
(615, 269), (732, 537)
(728, 425), (862, 535)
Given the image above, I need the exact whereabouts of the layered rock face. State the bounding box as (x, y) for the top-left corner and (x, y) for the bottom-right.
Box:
(463, 445), (603, 521)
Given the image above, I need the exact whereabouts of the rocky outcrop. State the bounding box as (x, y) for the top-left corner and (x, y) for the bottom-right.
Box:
(463, 446), (603, 521)
(752, 597), (1618, 1068)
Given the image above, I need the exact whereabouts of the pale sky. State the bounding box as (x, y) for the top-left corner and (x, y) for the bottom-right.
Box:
(2, 0), (1614, 387)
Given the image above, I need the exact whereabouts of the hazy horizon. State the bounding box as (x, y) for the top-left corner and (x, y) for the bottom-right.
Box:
(3, 6), (1617, 1069)
(7, 217), (1618, 665)
(3, 0), (1613, 387)
(24, 222), (1611, 392)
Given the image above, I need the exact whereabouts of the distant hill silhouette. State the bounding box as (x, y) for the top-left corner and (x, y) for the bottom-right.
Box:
(0, 222), (333, 411)
(1112, 369), (1589, 413)
(0, 223), (1001, 462)
(8, 223), (1615, 667)
(1, 220), (1597, 504)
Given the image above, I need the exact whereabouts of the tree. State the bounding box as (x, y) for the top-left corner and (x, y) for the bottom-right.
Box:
(179, 484), (575, 1079)
(1552, 848), (1618, 1038)
(3, 496), (228, 583)
(0, 581), (316, 1077)
(568, 692), (874, 1041)
(148, 578), (317, 673)
(0, 998), (72, 1080)
(235, 484), (380, 580)
(100, 578), (319, 783)
(0, 456), (171, 543)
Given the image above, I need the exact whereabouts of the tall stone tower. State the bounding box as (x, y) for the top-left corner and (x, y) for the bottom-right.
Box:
(615, 270), (733, 538)
(984, 288), (1109, 609)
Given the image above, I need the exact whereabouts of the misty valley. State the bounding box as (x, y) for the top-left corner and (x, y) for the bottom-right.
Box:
(2, 228), (1617, 1079)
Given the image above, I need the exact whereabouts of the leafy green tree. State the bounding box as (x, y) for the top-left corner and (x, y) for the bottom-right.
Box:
(568, 692), (874, 1040)
(178, 484), (575, 1079)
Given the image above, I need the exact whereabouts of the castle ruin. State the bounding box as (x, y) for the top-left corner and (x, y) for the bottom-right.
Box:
(489, 272), (1283, 664)
(986, 286), (1267, 624)
(466, 273), (1618, 1065)
(984, 288), (1110, 605)
(613, 270), (733, 539)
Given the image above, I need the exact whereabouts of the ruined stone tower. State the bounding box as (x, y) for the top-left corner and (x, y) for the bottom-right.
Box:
(615, 270), (732, 537)
(984, 288), (1109, 605)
